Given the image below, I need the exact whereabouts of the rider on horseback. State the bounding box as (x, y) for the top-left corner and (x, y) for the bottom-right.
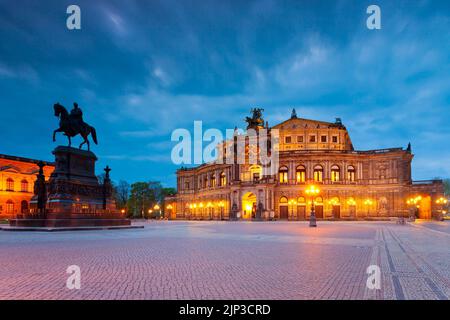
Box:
(70, 102), (84, 134)
(53, 102), (98, 151)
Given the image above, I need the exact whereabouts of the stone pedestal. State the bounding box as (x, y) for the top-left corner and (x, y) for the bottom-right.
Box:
(10, 146), (131, 229)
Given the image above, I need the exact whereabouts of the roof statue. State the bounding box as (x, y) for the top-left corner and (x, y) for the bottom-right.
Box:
(245, 108), (265, 130)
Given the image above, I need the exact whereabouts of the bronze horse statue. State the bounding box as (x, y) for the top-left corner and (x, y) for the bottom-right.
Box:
(53, 102), (98, 151)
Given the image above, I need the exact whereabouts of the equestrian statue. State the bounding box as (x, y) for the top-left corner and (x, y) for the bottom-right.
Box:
(53, 102), (98, 151)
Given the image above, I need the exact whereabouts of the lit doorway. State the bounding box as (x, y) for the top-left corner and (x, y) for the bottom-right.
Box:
(242, 192), (256, 220)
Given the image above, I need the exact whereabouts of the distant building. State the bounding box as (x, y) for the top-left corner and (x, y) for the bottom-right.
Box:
(166, 109), (444, 220)
(0, 154), (54, 219)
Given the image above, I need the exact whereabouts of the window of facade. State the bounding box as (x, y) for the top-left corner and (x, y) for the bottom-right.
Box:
(321, 135), (327, 143)
(297, 136), (304, 143)
(331, 165), (340, 182)
(309, 135), (316, 143)
(285, 136), (292, 144)
(6, 200), (14, 214)
(313, 165), (323, 182)
(332, 135), (338, 143)
(347, 166), (356, 182)
(296, 165), (306, 183)
(211, 174), (216, 187)
(6, 178), (14, 191)
(220, 172), (226, 186)
(279, 166), (288, 183)
(21, 179), (28, 192)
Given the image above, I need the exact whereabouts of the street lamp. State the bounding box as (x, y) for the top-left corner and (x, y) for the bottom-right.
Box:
(436, 197), (448, 220)
(288, 199), (297, 220)
(206, 202), (213, 220)
(305, 185), (320, 227)
(406, 196), (422, 220)
(218, 201), (225, 220)
(346, 198), (356, 218)
(364, 199), (373, 217)
(153, 204), (160, 219)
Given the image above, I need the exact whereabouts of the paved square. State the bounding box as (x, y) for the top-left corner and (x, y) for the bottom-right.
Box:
(0, 221), (449, 300)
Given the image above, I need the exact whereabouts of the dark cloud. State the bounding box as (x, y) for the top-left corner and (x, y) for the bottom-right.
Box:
(0, 0), (449, 185)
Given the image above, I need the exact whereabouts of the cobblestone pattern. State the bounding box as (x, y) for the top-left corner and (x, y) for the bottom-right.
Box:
(0, 221), (449, 300)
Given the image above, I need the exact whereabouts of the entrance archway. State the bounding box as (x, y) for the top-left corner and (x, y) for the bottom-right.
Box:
(418, 196), (431, 219)
(279, 196), (288, 219)
(242, 192), (256, 220)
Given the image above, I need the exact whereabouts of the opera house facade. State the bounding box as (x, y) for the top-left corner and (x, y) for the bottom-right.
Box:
(166, 109), (444, 221)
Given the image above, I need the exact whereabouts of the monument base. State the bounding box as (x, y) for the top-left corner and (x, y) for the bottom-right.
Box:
(11, 146), (132, 230)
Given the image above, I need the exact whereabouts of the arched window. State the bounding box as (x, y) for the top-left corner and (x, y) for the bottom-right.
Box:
(331, 165), (340, 182)
(220, 172), (227, 186)
(21, 179), (29, 192)
(313, 165), (323, 182)
(279, 166), (288, 183)
(6, 178), (14, 191)
(297, 196), (306, 204)
(296, 165), (306, 183)
(210, 174), (216, 188)
(6, 200), (14, 214)
(279, 196), (288, 204)
(315, 196), (323, 204)
(347, 165), (356, 182)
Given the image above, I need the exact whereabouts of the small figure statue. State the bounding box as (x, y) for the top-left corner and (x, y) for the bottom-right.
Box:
(53, 102), (98, 150)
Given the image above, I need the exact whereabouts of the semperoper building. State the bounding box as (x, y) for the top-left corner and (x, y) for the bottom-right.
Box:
(165, 109), (444, 221)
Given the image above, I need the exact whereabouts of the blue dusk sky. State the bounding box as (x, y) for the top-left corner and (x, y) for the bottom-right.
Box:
(0, 0), (449, 187)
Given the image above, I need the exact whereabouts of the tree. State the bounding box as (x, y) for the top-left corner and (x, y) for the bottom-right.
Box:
(444, 179), (450, 196)
(115, 180), (130, 210)
(128, 182), (156, 218)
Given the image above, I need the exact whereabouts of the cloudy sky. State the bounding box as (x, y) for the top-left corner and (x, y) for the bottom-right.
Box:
(0, 0), (449, 186)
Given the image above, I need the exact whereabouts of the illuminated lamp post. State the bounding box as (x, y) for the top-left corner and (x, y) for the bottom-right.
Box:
(206, 202), (213, 220)
(346, 198), (356, 219)
(218, 201), (225, 220)
(166, 204), (173, 220)
(199, 202), (204, 220)
(406, 196), (421, 221)
(153, 204), (161, 219)
(364, 199), (373, 217)
(436, 197), (447, 221)
(305, 185), (320, 227)
(288, 199), (297, 220)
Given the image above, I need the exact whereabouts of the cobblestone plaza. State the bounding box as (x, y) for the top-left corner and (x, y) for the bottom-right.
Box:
(1, 221), (449, 300)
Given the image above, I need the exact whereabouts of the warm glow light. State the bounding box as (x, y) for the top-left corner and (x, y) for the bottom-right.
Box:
(120, 209), (125, 214)
(199, 202), (204, 208)
(167, 204), (173, 210)
(245, 204), (252, 211)
(364, 199), (373, 206)
(154, 204), (160, 210)
(288, 199), (297, 205)
(218, 201), (225, 207)
(436, 197), (448, 205)
(347, 199), (356, 206)
(305, 185), (320, 196)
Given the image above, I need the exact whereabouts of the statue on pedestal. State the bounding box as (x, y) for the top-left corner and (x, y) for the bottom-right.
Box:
(53, 102), (98, 151)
